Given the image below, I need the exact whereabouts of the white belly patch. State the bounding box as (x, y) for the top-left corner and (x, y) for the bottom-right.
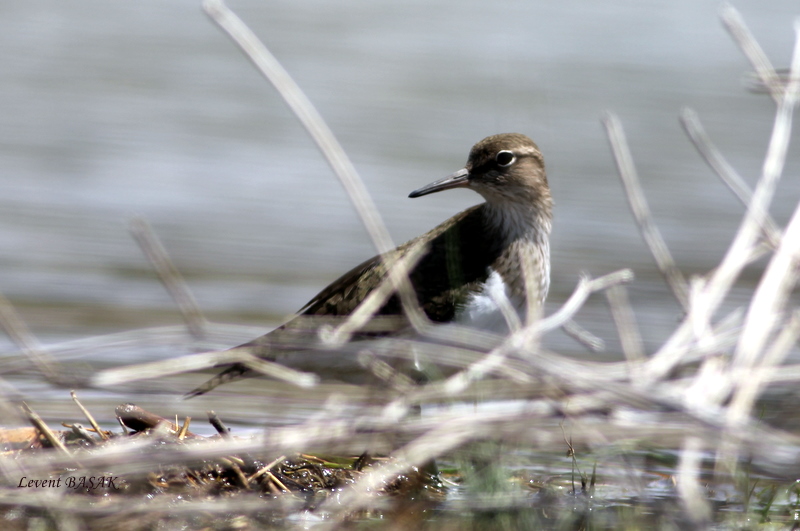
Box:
(454, 269), (524, 335)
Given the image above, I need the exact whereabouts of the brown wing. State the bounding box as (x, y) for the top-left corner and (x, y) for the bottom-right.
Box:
(297, 203), (501, 321)
(296, 204), (503, 323)
(296, 253), (390, 316)
(187, 204), (501, 397)
(405, 204), (501, 321)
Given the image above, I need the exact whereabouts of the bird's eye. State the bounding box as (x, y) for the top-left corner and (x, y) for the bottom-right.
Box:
(495, 150), (516, 167)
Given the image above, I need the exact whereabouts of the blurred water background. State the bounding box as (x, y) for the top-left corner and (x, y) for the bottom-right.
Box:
(0, 0), (799, 422)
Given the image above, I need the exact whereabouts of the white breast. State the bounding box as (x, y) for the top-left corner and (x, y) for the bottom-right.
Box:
(454, 268), (525, 335)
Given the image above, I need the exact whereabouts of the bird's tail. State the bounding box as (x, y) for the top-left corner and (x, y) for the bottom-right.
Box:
(185, 363), (251, 399)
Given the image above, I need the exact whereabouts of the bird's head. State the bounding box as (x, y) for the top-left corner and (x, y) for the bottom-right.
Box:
(408, 133), (550, 208)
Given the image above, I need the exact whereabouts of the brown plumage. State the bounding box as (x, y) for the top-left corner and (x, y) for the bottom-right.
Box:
(188, 133), (553, 397)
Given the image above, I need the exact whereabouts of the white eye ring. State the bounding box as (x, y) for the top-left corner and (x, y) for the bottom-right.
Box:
(495, 150), (516, 167)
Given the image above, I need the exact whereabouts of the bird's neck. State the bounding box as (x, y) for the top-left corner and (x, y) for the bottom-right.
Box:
(482, 197), (552, 246)
(481, 198), (552, 304)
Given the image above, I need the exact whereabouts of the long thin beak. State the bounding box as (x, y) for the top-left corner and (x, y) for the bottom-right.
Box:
(408, 168), (470, 198)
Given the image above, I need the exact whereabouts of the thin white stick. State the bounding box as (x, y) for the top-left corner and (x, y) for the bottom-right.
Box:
(680, 108), (781, 248)
(677, 437), (712, 523)
(203, 1), (393, 256)
(682, 61), (792, 347)
(729, 310), (800, 425)
(202, 0), (427, 329)
(562, 319), (605, 352)
(602, 113), (690, 311)
(91, 348), (318, 388)
(442, 269), (633, 395)
(605, 284), (645, 364)
(321, 241), (428, 346)
(130, 216), (208, 340)
(720, 4), (782, 105)
(537, 269), (634, 333)
(0, 292), (59, 383)
(733, 19), (800, 371)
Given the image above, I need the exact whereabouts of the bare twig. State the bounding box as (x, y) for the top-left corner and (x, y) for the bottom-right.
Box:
(562, 319), (605, 352)
(641, 306), (742, 385)
(729, 310), (800, 425)
(239, 353), (319, 388)
(677, 437), (712, 523)
(441, 270), (633, 395)
(743, 68), (799, 95)
(130, 216), (207, 340)
(247, 455), (286, 482)
(357, 351), (416, 392)
(537, 269), (634, 334)
(680, 28), (797, 347)
(71, 390), (109, 441)
(605, 285), (645, 364)
(91, 348), (317, 388)
(69, 424), (98, 445)
(720, 3), (782, 105)
(202, 0), (427, 332)
(519, 247), (544, 328)
(0, 292), (59, 383)
(602, 113), (690, 311)
(679, 107), (781, 248)
(733, 20), (800, 372)
(22, 402), (71, 457)
(176, 417), (191, 439)
(320, 241), (428, 346)
(203, 0), (392, 254)
(208, 411), (231, 436)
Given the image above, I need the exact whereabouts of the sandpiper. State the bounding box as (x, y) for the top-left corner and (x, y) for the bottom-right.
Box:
(189, 133), (553, 396)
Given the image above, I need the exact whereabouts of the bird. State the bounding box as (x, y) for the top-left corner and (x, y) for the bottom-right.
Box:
(188, 133), (553, 397)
